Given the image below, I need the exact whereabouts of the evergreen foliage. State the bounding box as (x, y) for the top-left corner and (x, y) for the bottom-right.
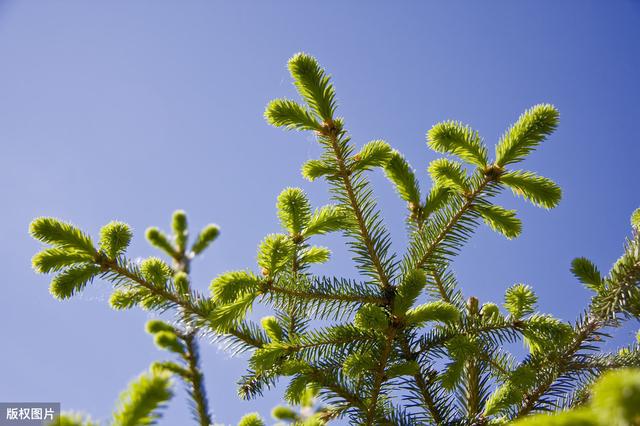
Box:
(111, 369), (174, 426)
(49, 366), (173, 426)
(512, 368), (640, 426)
(30, 53), (640, 425)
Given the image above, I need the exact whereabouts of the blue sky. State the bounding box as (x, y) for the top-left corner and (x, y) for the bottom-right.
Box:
(1, 1), (639, 424)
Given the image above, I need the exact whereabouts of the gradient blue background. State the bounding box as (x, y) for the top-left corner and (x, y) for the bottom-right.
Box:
(1, 1), (639, 424)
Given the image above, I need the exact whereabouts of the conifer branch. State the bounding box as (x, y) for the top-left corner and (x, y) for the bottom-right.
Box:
(514, 318), (601, 418)
(181, 332), (212, 426)
(398, 333), (447, 424)
(182, 279), (211, 420)
(429, 267), (466, 308)
(111, 368), (173, 426)
(363, 328), (398, 425)
(461, 358), (484, 420)
(305, 365), (400, 426)
(103, 258), (265, 349)
(323, 125), (394, 292)
(319, 122), (399, 424)
(31, 53), (640, 425)
(306, 367), (367, 414)
(416, 314), (522, 357)
(266, 282), (385, 306)
(287, 233), (303, 338)
(514, 231), (640, 418)
(171, 250), (212, 426)
(432, 270), (453, 304)
(407, 174), (496, 273)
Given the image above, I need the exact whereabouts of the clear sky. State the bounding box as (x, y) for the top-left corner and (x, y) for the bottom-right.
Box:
(1, 1), (639, 424)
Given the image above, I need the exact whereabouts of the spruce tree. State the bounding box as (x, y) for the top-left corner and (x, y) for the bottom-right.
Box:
(30, 53), (640, 425)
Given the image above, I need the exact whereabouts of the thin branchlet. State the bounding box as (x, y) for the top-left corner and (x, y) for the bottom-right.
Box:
(101, 257), (265, 349)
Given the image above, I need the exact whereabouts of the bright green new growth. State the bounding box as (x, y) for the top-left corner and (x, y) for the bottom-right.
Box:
(140, 257), (172, 286)
(237, 413), (265, 426)
(172, 210), (188, 253)
(153, 330), (185, 354)
(261, 316), (284, 342)
(504, 283), (537, 318)
(31, 248), (94, 274)
(385, 151), (421, 206)
(499, 170), (562, 209)
(480, 302), (500, 319)
(257, 234), (294, 277)
(30, 53), (640, 425)
(591, 369), (640, 425)
(99, 221), (133, 259)
(428, 158), (469, 194)
(354, 304), (388, 330)
(272, 405), (299, 421)
(632, 208), (640, 230)
(30, 217), (96, 255)
(191, 224), (220, 255)
(571, 257), (603, 291)
(406, 301), (461, 325)
(476, 204), (522, 239)
(146, 319), (176, 334)
(287, 52), (336, 122)
(304, 205), (348, 236)
(28, 218), (102, 299)
(111, 369), (173, 426)
(394, 269), (427, 314)
(264, 98), (322, 132)
(495, 104), (559, 167)
(145, 227), (177, 258)
(50, 367), (173, 426)
(210, 270), (261, 304)
(427, 120), (488, 167)
(513, 369), (640, 426)
(278, 188), (312, 235)
(49, 264), (101, 300)
(354, 140), (393, 171)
